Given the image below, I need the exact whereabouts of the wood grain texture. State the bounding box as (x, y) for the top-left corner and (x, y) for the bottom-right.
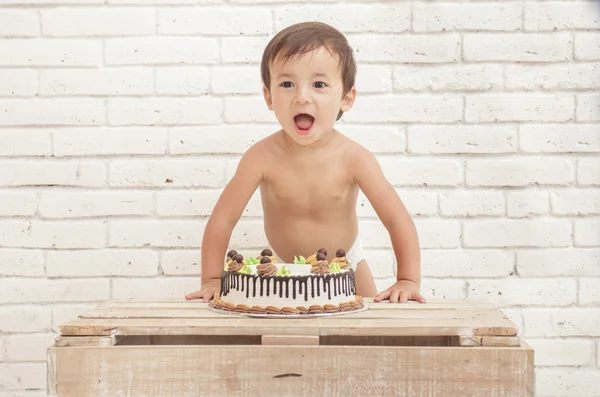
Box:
(55, 335), (123, 347)
(60, 299), (517, 338)
(46, 345), (56, 396)
(55, 344), (534, 397)
(52, 299), (532, 397)
(59, 316), (517, 337)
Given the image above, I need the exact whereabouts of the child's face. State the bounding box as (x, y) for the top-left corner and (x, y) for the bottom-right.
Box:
(263, 46), (356, 146)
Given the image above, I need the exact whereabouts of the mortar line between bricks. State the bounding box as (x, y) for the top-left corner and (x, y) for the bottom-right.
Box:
(35, 7), (42, 38)
(521, 0), (525, 32)
(410, 0), (414, 32)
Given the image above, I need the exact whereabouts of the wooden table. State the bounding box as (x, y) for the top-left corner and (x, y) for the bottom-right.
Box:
(47, 298), (534, 397)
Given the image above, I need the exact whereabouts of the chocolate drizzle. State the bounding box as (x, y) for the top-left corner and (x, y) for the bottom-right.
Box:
(220, 270), (357, 302)
(259, 277), (263, 296)
(316, 278), (320, 297)
(266, 277), (270, 296)
(300, 280), (306, 301)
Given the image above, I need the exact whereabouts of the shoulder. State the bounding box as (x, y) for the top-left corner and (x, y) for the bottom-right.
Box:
(337, 132), (377, 167)
(241, 130), (281, 161)
(336, 132), (381, 183)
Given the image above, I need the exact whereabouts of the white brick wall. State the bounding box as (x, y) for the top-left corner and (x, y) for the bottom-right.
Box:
(0, 1), (599, 396)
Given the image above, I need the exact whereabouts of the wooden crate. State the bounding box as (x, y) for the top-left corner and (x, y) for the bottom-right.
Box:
(47, 298), (534, 397)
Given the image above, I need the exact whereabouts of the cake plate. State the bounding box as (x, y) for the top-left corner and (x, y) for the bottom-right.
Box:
(208, 302), (368, 318)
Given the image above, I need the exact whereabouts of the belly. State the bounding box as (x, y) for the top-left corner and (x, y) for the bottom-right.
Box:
(263, 214), (359, 263)
(260, 180), (360, 262)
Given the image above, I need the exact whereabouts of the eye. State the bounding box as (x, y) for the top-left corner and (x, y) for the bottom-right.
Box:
(314, 81), (327, 89)
(280, 81), (293, 88)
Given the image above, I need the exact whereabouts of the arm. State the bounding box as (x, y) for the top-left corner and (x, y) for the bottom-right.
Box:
(352, 146), (424, 303)
(186, 144), (264, 300)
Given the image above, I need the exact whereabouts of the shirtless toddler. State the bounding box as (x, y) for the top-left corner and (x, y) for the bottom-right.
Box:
(186, 22), (425, 304)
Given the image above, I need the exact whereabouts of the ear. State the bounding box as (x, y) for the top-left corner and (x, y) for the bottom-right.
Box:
(340, 86), (357, 112)
(263, 86), (273, 111)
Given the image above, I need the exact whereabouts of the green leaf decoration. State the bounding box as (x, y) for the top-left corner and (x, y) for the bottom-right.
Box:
(240, 264), (252, 274)
(245, 257), (259, 265)
(276, 265), (292, 276)
(329, 263), (342, 273)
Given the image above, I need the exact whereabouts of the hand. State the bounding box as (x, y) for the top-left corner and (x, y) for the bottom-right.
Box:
(185, 278), (220, 302)
(374, 280), (426, 303)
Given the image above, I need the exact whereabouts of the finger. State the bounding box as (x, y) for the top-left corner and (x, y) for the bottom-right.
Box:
(415, 294), (427, 304)
(203, 288), (215, 302)
(374, 289), (390, 302)
(389, 289), (401, 303)
(399, 291), (408, 303)
(185, 290), (203, 300)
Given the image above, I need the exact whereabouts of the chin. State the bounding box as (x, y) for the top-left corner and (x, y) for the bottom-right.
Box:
(283, 128), (317, 145)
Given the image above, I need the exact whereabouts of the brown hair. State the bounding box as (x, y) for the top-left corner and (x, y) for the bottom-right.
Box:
(260, 22), (356, 121)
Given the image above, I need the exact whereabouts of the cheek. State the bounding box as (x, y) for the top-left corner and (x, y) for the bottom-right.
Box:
(272, 94), (287, 108)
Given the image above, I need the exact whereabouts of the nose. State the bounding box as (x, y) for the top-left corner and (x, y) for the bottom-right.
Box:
(294, 85), (312, 104)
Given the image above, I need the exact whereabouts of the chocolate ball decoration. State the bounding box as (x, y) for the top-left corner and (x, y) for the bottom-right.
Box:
(227, 249), (238, 258)
(336, 249), (346, 258)
(260, 256), (272, 264)
(317, 248), (327, 256)
(316, 252), (327, 261)
(261, 248), (273, 257)
(233, 254), (244, 263)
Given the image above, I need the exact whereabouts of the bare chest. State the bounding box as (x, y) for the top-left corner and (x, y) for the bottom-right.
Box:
(261, 159), (356, 216)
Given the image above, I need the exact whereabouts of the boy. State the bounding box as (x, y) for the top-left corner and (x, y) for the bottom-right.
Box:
(186, 22), (425, 304)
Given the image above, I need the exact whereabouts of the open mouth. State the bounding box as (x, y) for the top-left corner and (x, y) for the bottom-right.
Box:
(293, 113), (315, 135)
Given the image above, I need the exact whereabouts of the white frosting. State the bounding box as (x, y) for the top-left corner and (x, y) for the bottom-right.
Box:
(242, 264), (315, 275)
(220, 263), (356, 308)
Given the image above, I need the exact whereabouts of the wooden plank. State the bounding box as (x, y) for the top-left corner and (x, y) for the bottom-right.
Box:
(94, 299), (496, 311)
(82, 307), (238, 319)
(481, 336), (521, 347)
(521, 340), (536, 397)
(55, 344), (534, 397)
(46, 345), (56, 396)
(362, 299), (496, 310)
(459, 336), (521, 347)
(261, 335), (319, 345)
(55, 335), (124, 347)
(59, 317), (517, 337)
(80, 306), (509, 321)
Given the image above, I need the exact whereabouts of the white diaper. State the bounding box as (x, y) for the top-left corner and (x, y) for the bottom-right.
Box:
(271, 235), (365, 271)
(345, 234), (366, 271)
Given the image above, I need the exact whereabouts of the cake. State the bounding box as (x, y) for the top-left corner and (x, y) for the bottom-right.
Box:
(213, 248), (364, 315)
